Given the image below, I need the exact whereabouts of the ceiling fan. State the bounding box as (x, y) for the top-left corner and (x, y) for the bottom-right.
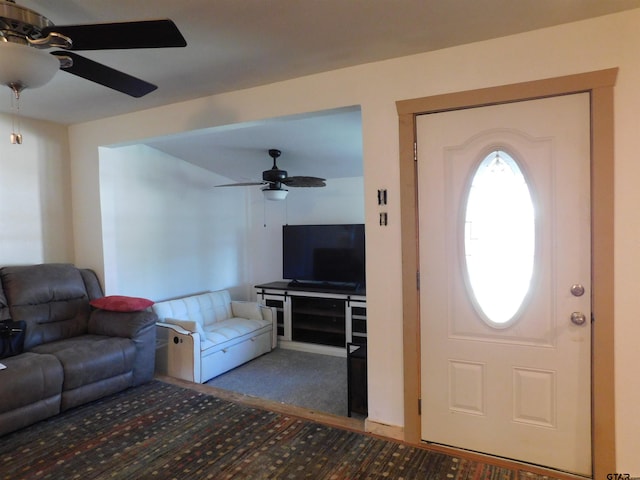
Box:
(216, 149), (326, 201)
(0, 0), (187, 98)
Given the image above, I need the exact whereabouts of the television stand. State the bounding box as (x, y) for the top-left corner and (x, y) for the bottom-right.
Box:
(255, 281), (366, 357)
(287, 280), (361, 292)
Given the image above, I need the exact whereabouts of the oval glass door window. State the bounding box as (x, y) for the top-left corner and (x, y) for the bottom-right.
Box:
(463, 150), (536, 326)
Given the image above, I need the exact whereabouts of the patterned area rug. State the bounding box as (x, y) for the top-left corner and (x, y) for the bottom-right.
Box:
(0, 381), (562, 479)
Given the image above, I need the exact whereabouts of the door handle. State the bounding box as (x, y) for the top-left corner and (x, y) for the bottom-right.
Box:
(570, 312), (587, 326)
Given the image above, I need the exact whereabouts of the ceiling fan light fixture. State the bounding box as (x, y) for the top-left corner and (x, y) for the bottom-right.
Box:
(262, 187), (288, 201)
(0, 41), (59, 90)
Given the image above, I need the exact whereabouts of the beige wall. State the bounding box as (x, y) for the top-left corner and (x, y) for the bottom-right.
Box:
(68, 10), (640, 474)
(0, 114), (72, 264)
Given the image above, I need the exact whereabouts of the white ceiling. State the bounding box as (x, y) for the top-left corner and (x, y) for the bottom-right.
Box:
(139, 106), (364, 183)
(4, 0), (640, 181)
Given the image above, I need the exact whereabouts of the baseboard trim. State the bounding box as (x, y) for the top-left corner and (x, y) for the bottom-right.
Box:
(365, 418), (404, 441)
(278, 340), (346, 357)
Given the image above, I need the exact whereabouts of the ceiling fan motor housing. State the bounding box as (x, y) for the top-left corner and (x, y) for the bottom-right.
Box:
(0, 1), (52, 42)
(263, 168), (287, 183)
(263, 148), (287, 183)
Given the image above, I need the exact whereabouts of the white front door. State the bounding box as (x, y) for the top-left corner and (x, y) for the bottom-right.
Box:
(417, 93), (591, 475)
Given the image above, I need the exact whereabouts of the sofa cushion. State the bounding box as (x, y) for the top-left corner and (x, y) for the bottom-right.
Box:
(30, 335), (136, 391)
(202, 317), (271, 349)
(152, 291), (232, 327)
(90, 295), (154, 312)
(0, 275), (9, 321)
(0, 352), (63, 414)
(231, 301), (264, 321)
(0, 264), (92, 349)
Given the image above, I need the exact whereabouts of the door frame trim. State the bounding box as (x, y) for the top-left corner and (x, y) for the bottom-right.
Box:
(396, 68), (617, 477)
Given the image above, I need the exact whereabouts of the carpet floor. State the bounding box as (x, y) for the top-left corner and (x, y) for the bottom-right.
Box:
(0, 380), (565, 480)
(206, 348), (351, 417)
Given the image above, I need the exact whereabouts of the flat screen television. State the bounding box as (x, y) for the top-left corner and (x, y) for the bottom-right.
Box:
(282, 224), (365, 289)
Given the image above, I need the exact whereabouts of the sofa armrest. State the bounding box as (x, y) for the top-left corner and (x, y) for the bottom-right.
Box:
(259, 305), (275, 322)
(161, 318), (205, 338)
(231, 300), (266, 321)
(156, 322), (202, 383)
(88, 309), (157, 386)
(156, 321), (201, 342)
(259, 305), (277, 348)
(89, 309), (157, 338)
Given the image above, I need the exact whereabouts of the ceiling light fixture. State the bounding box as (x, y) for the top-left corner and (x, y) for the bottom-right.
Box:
(262, 185), (288, 201)
(0, 41), (60, 144)
(0, 41), (60, 91)
(0, 1), (62, 144)
(0, 0), (63, 145)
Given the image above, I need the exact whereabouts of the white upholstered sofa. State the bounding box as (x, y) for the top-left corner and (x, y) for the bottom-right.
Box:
(153, 290), (276, 383)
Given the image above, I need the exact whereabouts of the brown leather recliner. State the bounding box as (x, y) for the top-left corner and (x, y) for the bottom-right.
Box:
(0, 263), (157, 436)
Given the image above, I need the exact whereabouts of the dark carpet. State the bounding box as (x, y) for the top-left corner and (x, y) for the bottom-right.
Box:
(0, 381), (562, 479)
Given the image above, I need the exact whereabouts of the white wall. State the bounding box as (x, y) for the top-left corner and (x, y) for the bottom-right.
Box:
(67, 10), (640, 474)
(0, 113), (72, 265)
(99, 144), (251, 301)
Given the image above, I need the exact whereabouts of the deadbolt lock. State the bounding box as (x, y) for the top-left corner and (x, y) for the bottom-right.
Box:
(570, 284), (585, 297)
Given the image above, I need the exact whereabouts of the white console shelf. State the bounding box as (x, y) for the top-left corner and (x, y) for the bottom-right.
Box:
(255, 282), (366, 357)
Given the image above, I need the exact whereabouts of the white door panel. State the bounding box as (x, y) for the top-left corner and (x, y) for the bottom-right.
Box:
(418, 94), (591, 475)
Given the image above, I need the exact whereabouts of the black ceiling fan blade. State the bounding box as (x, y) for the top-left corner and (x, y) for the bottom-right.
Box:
(52, 51), (157, 97)
(215, 182), (268, 187)
(281, 176), (326, 187)
(43, 19), (187, 51)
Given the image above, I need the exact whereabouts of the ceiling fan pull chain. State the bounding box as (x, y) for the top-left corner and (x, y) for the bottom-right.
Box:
(285, 194), (288, 224)
(9, 85), (23, 145)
